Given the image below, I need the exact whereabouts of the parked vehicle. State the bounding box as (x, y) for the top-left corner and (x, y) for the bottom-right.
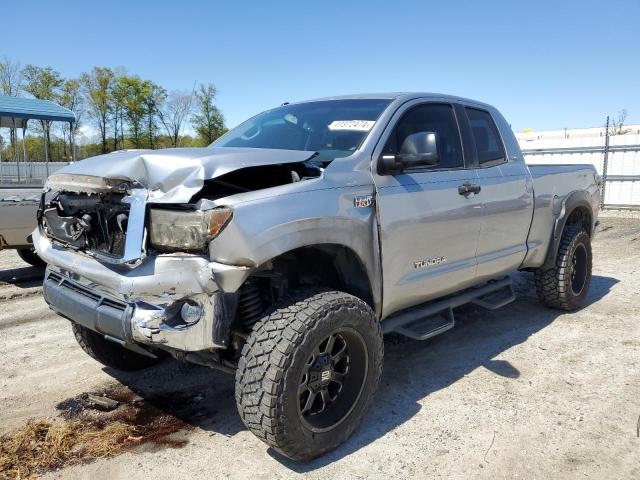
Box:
(0, 95), (76, 267)
(34, 93), (600, 460)
(0, 187), (44, 266)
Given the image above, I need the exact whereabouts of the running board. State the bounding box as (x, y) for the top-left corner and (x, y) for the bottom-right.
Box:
(393, 307), (455, 341)
(470, 282), (516, 310)
(382, 277), (515, 340)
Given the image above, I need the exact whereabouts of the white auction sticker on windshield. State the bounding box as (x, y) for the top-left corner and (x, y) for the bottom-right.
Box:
(328, 120), (375, 131)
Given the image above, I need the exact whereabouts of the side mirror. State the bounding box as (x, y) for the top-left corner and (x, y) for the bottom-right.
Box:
(380, 131), (440, 173)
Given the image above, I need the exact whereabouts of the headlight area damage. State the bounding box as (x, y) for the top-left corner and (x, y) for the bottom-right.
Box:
(149, 207), (232, 251)
(35, 147), (322, 366)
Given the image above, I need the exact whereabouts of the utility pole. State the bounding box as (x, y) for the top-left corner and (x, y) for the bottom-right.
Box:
(601, 116), (610, 209)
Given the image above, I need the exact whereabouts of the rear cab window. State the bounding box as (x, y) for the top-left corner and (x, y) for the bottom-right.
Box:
(466, 107), (506, 167)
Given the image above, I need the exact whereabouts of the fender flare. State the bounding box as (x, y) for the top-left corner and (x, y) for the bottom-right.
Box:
(542, 190), (595, 269)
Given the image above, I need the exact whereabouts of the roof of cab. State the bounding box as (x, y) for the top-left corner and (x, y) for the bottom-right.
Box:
(0, 95), (76, 129)
(296, 92), (493, 108)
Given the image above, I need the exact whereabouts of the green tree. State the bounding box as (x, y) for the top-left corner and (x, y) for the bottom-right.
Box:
(21, 65), (63, 99)
(111, 70), (128, 151)
(21, 65), (64, 160)
(81, 67), (114, 154)
(119, 75), (148, 148)
(191, 83), (225, 145)
(58, 79), (83, 160)
(143, 82), (166, 149)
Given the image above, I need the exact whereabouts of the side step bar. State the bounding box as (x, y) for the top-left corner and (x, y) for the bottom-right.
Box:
(382, 277), (515, 341)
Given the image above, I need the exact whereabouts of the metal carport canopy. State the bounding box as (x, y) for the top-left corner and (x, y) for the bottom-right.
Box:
(0, 95), (75, 128)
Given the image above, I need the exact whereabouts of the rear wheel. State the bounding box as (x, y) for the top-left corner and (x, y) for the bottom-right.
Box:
(235, 288), (383, 461)
(72, 323), (160, 371)
(534, 225), (592, 310)
(16, 247), (46, 268)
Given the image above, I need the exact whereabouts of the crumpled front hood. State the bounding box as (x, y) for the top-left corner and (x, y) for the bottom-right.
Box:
(45, 147), (316, 203)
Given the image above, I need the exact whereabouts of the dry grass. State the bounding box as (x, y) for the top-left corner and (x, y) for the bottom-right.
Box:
(0, 418), (135, 479)
(1, 385), (192, 479)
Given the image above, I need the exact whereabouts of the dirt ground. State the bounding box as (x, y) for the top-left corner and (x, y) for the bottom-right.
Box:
(1, 214), (638, 479)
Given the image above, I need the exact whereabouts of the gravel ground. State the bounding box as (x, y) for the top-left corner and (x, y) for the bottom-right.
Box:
(1, 216), (638, 479)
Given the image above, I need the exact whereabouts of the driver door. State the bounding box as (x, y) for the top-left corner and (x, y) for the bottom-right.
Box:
(371, 102), (483, 318)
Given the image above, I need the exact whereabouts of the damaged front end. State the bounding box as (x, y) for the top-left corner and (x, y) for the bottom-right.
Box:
(36, 187), (246, 356)
(41, 265), (240, 352)
(34, 147), (320, 362)
(40, 188), (145, 264)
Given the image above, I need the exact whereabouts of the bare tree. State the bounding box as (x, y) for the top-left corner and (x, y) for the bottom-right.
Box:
(609, 109), (629, 136)
(0, 57), (23, 158)
(0, 57), (22, 96)
(158, 90), (194, 147)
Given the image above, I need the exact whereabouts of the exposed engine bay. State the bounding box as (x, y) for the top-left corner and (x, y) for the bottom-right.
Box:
(40, 192), (130, 258)
(190, 161), (324, 202)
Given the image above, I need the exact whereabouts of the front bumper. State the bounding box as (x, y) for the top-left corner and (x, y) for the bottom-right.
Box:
(35, 228), (251, 352)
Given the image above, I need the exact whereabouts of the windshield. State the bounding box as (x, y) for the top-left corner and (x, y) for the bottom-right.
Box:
(212, 99), (391, 161)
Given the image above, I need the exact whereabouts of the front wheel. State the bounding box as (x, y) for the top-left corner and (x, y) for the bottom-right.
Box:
(235, 289), (383, 461)
(534, 225), (592, 310)
(72, 323), (160, 371)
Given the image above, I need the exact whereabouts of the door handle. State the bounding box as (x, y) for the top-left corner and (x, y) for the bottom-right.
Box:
(458, 182), (481, 197)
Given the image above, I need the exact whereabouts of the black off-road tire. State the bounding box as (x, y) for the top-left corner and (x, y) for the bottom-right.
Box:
(72, 323), (159, 371)
(235, 288), (383, 461)
(17, 247), (46, 268)
(534, 225), (592, 311)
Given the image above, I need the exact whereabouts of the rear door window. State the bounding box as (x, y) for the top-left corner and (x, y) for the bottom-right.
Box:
(466, 108), (506, 167)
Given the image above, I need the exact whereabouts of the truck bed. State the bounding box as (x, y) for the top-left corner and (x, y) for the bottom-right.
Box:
(523, 164), (600, 268)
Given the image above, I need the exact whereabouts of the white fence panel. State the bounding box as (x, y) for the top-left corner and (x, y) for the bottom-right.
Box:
(520, 134), (640, 208)
(0, 162), (70, 182)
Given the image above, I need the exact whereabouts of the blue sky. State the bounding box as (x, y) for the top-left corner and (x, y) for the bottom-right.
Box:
(2, 0), (639, 132)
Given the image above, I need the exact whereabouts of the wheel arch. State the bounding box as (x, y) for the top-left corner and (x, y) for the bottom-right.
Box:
(264, 243), (379, 315)
(542, 190), (595, 269)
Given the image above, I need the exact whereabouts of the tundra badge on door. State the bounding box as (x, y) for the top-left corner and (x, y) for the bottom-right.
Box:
(414, 257), (446, 269)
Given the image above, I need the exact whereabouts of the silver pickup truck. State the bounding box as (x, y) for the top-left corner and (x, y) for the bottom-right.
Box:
(34, 93), (600, 460)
